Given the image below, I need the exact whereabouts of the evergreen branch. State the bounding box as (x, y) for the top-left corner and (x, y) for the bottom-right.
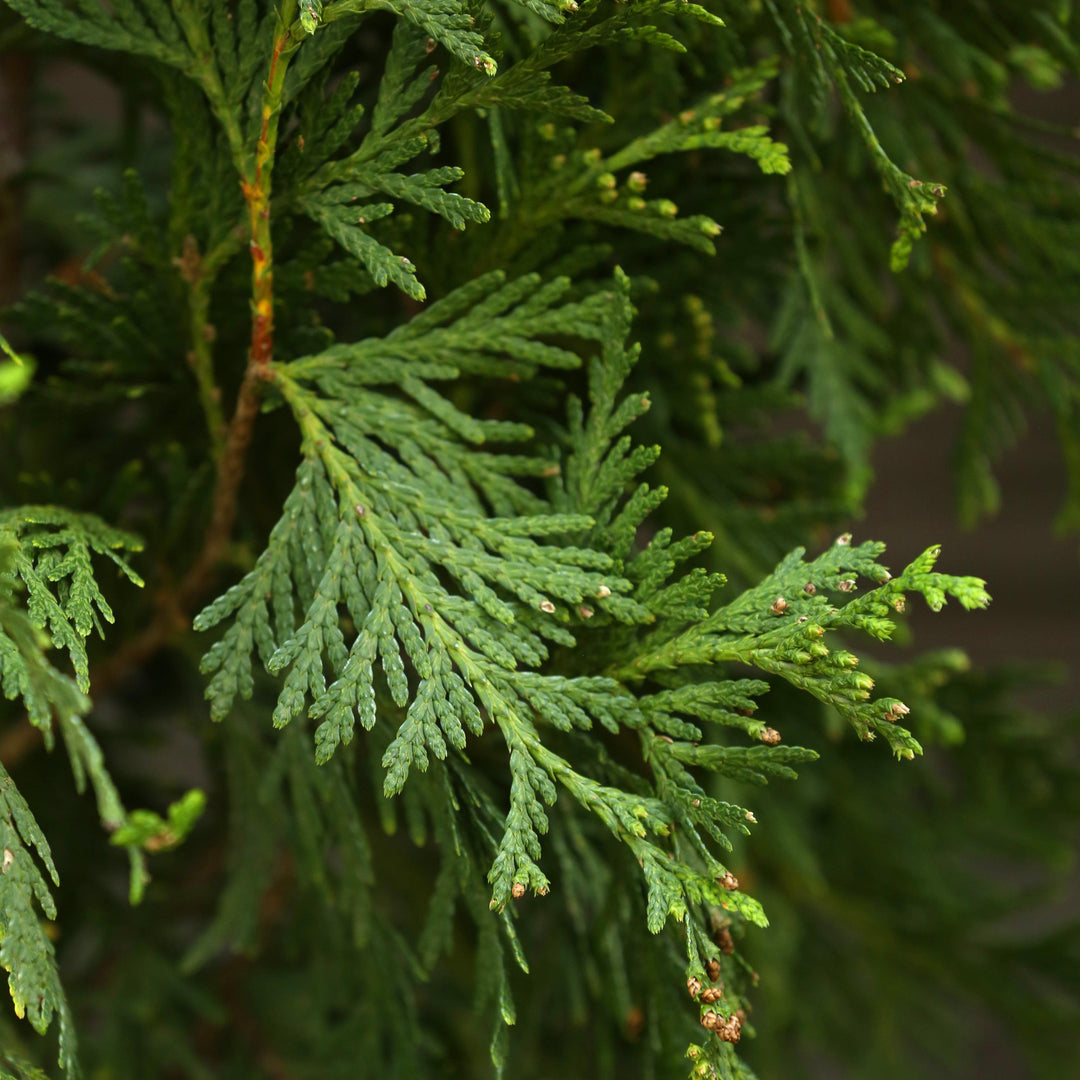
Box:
(302, 196), (426, 299)
(0, 509), (143, 697)
(618, 537), (990, 760)
(474, 64), (790, 261)
(194, 270), (843, 973)
(765, 0), (946, 269)
(601, 63), (790, 175)
(170, 0), (249, 165)
(0, 759), (78, 1077)
(325, 0), (498, 75)
(242, 0), (304, 371)
(2, 0), (189, 68)
(0, 522), (158, 1070)
(194, 271), (639, 744)
(832, 71), (946, 272)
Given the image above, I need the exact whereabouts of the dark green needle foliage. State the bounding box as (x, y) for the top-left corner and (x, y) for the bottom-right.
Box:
(0, 3), (1077, 1080)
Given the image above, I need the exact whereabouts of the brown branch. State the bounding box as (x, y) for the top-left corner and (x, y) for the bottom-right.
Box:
(178, 363), (268, 608)
(0, 361), (267, 769)
(827, 0), (854, 22)
(1, 17), (304, 771)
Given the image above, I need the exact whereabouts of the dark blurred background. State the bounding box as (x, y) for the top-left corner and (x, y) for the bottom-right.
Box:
(864, 79), (1078, 719)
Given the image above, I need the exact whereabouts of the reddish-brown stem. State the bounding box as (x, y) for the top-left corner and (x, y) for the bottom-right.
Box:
(1, 15), (304, 769)
(183, 10), (298, 599)
(178, 366), (268, 608)
(827, 0), (855, 23)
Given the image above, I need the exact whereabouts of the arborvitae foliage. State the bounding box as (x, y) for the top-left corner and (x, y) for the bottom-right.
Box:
(0, 3), (1077, 1079)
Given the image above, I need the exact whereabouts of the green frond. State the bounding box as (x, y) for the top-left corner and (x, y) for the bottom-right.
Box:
(620, 536), (989, 760)
(3, 0), (190, 67)
(0, 509), (143, 696)
(194, 272), (646, 761)
(326, 0), (497, 74)
(0, 761), (78, 1078)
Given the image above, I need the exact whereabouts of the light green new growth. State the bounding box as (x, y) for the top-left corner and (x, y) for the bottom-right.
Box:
(0, 333), (33, 407)
(0, 508), (143, 700)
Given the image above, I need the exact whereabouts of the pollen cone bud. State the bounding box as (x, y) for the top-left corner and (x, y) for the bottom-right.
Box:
(718, 1013), (742, 1043)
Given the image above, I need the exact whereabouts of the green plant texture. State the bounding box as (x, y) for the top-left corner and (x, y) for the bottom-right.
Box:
(0, 2), (1077, 1079)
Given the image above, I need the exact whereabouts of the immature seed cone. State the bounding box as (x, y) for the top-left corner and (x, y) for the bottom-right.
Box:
(511, 882), (526, 899)
(719, 870), (738, 891)
(760, 727), (781, 746)
(770, 596), (788, 615)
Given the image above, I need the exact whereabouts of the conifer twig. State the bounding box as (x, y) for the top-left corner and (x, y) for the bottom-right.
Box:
(243, 1), (299, 370)
(183, 3), (300, 601)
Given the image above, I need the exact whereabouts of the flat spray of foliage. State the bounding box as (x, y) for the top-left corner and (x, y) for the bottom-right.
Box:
(0, 2), (1077, 1079)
